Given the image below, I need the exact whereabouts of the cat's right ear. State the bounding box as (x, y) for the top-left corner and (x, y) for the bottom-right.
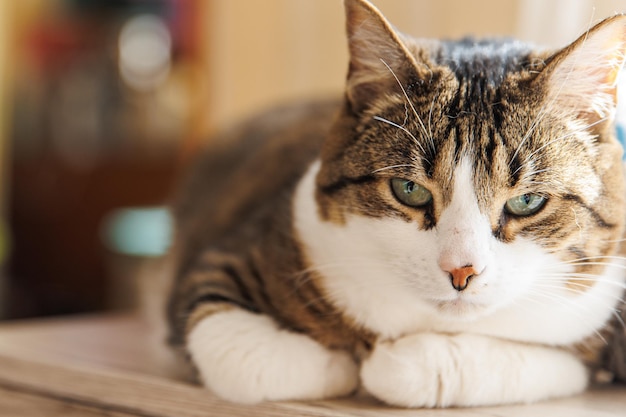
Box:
(344, 0), (422, 113)
(536, 15), (626, 132)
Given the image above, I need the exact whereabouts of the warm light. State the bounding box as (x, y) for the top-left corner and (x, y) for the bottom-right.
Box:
(118, 15), (172, 92)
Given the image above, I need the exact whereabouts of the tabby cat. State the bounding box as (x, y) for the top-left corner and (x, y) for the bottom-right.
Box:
(166, 0), (626, 408)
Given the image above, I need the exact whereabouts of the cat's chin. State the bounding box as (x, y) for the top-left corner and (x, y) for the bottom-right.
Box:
(433, 298), (495, 322)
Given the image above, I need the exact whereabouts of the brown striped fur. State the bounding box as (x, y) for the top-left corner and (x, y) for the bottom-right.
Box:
(168, 100), (376, 357)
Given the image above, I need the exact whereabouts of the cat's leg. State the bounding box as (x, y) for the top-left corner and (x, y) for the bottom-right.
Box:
(187, 308), (359, 403)
(360, 332), (587, 408)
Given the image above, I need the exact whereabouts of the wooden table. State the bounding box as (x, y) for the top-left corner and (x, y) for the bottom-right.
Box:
(0, 314), (624, 416)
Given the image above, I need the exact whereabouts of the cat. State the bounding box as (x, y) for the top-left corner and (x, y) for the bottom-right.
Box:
(165, 0), (626, 408)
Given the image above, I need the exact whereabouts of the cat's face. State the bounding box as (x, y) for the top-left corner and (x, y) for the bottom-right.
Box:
(305, 0), (626, 330)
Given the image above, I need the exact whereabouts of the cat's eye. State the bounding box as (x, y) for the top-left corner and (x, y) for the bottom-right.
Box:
(390, 178), (433, 207)
(504, 194), (546, 216)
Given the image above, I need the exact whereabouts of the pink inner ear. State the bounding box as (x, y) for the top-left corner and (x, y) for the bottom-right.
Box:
(603, 47), (624, 93)
(592, 41), (626, 102)
(543, 16), (626, 122)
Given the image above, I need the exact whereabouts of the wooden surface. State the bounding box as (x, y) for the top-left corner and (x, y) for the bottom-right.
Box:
(0, 314), (625, 416)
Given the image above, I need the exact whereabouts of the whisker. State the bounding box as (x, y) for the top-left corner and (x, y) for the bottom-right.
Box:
(371, 164), (417, 175)
(518, 289), (611, 343)
(533, 280), (626, 302)
(427, 92), (436, 152)
(373, 115), (427, 156)
(519, 117), (609, 174)
(559, 262), (626, 271)
(539, 273), (626, 287)
(379, 58), (435, 153)
(561, 255), (626, 263)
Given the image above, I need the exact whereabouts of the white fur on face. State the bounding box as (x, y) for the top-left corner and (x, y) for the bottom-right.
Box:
(294, 159), (624, 345)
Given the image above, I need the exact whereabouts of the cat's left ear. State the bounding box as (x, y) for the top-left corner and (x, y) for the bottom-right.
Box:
(538, 15), (626, 130)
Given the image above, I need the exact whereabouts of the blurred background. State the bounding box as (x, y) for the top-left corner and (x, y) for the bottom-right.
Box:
(0, 0), (622, 319)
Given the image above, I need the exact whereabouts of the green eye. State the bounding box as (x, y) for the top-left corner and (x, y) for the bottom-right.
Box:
(390, 178), (433, 207)
(505, 194), (546, 216)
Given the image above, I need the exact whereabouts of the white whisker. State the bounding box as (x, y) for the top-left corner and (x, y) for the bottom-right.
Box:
(373, 115), (427, 156)
(371, 164), (417, 174)
(379, 58), (435, 153)
(518, 288), (611, 343)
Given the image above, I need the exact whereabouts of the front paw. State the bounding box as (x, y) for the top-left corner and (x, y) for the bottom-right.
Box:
(361, 333), (458, 408)
(360, 332), (588, 408)
(188, 310), (359, 403)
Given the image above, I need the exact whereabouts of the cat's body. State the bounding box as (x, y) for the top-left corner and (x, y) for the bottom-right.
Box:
(166, 0), (626, 408)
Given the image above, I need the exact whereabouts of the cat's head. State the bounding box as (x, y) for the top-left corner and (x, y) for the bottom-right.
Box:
(307, 0), (626, 330)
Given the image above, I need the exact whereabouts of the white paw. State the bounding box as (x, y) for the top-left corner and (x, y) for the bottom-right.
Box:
(361, 333), (588, 408)
(361, 333), (457, 407)
(188, 310), (359, 403)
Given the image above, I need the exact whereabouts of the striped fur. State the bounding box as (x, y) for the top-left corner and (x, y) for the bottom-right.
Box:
(166, 0), (626, 408)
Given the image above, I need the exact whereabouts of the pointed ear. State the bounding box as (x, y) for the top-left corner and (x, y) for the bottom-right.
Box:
(344, 0), (423, 112)
(538, 15), (626, 130)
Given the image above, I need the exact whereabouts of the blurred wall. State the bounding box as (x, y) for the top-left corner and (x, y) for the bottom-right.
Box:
(3, 0), (198, 318)
(0, 3), (10, 200)
(203, 0), (626, 130)
(0, 2), (10, 307)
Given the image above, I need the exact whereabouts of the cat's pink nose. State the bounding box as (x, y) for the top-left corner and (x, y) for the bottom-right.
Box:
(447, 266), (477, 291)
